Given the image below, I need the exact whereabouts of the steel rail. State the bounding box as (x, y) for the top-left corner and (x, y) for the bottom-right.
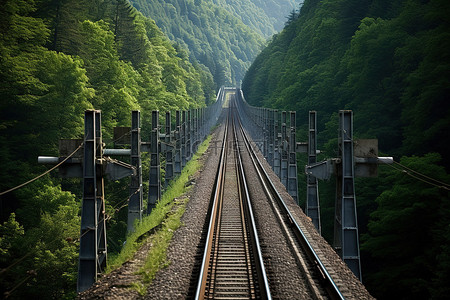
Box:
(195, 110), (229, 300)
(235, 100), (345, 300)
(195, 103), (272, 299)
(232, 106), (272, 300)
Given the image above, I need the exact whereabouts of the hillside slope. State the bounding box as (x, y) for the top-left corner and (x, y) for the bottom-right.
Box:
(130, 0), (265, 87)
(0, 0), (212, 297)
(211, 0), (297, 37)
(243, 0), (450, 162)
(242, 0), (450, 299)
(129, 0), (298, 87)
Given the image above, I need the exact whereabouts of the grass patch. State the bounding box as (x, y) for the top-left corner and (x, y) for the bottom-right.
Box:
(106, 134), (212, 281)
(129, 282), (146, 296)
(138, 198), (187, 283)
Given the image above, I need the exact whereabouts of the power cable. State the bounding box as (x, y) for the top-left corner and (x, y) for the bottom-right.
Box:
(1, 225), (80, 298)
(4, 275), (31, 299)
(103, 128), (133, 145)
(1, 129), (135, 298)
(377, 156), (450, 191)
(0, 142), (84, 196)
(392, 160), (450, 188)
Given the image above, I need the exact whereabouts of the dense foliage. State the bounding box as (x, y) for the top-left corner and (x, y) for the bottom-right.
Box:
(0, 0), (212, 298)
(129, 0), (266, 87)
(242, 0), (450, 298)
(211, 0), (297, 37)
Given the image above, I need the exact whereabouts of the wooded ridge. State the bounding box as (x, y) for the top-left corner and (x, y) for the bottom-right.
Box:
(0, 0), (211, 298)
(129, 0), (298, 87)
(242, 0), (450, 298)
(0, 0), (297, 298)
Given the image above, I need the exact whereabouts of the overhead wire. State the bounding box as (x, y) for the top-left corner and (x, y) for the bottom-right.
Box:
(4, 275), (32, 299)
(0, 188), (138, 298)
(0, 142), (84, 196)
(105, 188), (141, 222)
(376, 154), (450, 191)
(103, 127), (133, 146)
(330, 132), (449, 191)
(392, 160), (450, 188)
(2, 116), (160, 297)
(0, 136), (133, 297)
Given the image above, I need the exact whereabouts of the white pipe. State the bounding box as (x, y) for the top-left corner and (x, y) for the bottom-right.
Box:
(354, 156), (394, 164)
(103, 149), (131, 156)
(378, 157), (394, 164)
(38, 156), (59, 164)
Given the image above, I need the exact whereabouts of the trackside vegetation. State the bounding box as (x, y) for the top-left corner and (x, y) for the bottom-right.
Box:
(107, 135), (212, 278)
(0, 0), (212, 298)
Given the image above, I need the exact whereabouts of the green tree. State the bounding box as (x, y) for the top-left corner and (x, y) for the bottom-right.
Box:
(0, 0), (91, 196)
(26, 200), (80, 299)
(34, 51), (94, 149)
(242, 1), (450, 299)
(129, 0), (265, 88)
(338, 17), (406, 151)
(78, 19), (140, 132)
(0, 213), (25, 298)
(0, 185), (80, 299)
(361, 153), (450, 299)
(399, 0), (450, 166)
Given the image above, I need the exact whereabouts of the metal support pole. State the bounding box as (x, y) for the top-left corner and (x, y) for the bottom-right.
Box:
(196, 108), (199, 151)
(199, 108), (201, 138)
(186, 110), (191, 161)
(255, 107), (262, 152)
(77, 110), (106, 292)
(165, 111), (173, 186)
(281, 111), (288, 188)
(206, 107), (208, 135)
(263, 109), (268, 159)
(201, 107), (205, 139)
(191, 109), (196, 155)
(193, 109), (198, 153)
(198, 108), (203, 142)
(204, 107), (207, 137)
(288, 111), (299, 203)
(174, 111), (181, 176)
(306, 111), (321, 233)
(128, 111), (143, 233)
(334, 110), (361, 280)
(148, 110), (160, 214)
(274, 110), (281, 179)
(181, 111), (187, 168)
(95, 112), (107, 277)
(268, 109), (274, 168)
(259, 108), (263, 128)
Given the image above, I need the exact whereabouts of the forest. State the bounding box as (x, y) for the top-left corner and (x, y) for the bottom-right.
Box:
(0, 0), (298, 298)
(242, 0), (450, 298)
(128, 0), (296, 87)
(0, 0), (214, 298)
(211, 0), (297, 36)
(128, 0), (261, 87)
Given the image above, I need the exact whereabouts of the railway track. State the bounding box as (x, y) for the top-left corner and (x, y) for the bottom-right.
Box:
(194, 95), (345, 299)
(194, 105), (270, 299)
